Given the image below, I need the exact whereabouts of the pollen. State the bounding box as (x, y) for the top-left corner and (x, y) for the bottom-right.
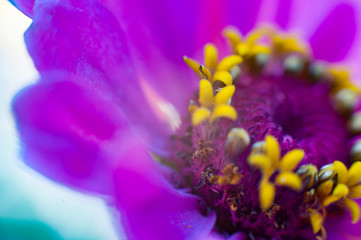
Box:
(175, 25), (361, 239)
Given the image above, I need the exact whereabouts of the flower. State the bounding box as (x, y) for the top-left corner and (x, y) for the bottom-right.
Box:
(9, 0), (361, 239)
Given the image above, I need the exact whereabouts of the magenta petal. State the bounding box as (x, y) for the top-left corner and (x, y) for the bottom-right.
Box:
(114, 145), (216, 240)
(10, 0), (34, 18)
(309, 3), (357, 62)
(12, 79), (137, 195)
(25, 0), (185, 154)
(325, 201), (361, 240)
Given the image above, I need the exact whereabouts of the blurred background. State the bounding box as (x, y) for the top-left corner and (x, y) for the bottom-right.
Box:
(0, 1), (121, 239)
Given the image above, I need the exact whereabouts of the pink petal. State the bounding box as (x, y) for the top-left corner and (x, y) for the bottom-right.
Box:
(12, 78), (136, 195)
(113, 144), (216, 239)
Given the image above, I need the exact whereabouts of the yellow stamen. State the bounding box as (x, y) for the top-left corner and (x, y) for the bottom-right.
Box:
(191, 107), (211, 125)
(210, 104), (237, 123)
(279, 149), (305, 172)
(236, 43), (249, 56)
(333, 183), (349, 198)
(249, 45), (271, 55)
(260, 180), (275, 210)
(275, 172), (302, 190)
(344, 198), (361, 223)
(222, 27), (242, 50)
(199, 79), (213, 108)
(309, 210), (324, 234)
(316, 180), (334, 199)
(216, 55), (243, 71)
(212, 71), (233, 86)
(214, 85), (235, 105)
(265, 135), (280, 168)
(248, 154), (272, 176)
(346, 161), (361, 187)
(204, 43), (218, 71)
(333, 161), (348, 184)
(183, 56), (202, 78)
(349, 185), (361, 199)
(199, 65), (212, 80)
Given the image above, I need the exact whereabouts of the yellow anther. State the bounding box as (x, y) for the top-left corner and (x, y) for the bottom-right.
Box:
(265, 135), (280, 168)
(212, 71), (233, 86)
(275, 172), (302, 190)
(260, 180), (275, 210)
(333, 183), (349, 198)
(322, 195), (342, 207)
(316, 180), (334, 199)
(199, 65), (212, 80)
(279, 149), (305, 172)
(246, 31), (262, 45)
(272, 35), (308, 55)
(249, 45), (271, 55)
(199, 79), (213, 108)
(236, 43), (249, 56)
(204, 43), (218, 71)
(216, 55), (243, 72)
(191, 108), (211, 125)
(333, 161), (348, 184)
(210, 104), (237, 123)
(184, 56), (202, 78)
(309, 210), (324, 234)
(296, 164), (318, 189)
(222, 27), (242, 50)
(248, 154), (272, 176)
(214, 85), (235, 105)
(346, 161), (361, 187)
(344, 198), (361, 223)
(349, 185), (361, 199)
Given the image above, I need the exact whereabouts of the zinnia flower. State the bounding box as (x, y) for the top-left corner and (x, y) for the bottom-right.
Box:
(10, 0), (361, 239)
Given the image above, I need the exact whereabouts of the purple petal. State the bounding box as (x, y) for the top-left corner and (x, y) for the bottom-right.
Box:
(113, 145), (216, 239)
(12, 78), (137, 195)
(325, 200), (361, 240)
(309, 3), (357, 62)
(10, 0), (34, 18)
(25, 0), (185, 154)
(274, 0), (293, 29)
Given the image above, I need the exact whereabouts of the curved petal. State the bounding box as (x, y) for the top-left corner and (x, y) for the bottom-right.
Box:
(113, 144), (216, 240)
(325, 200), (361, 239)
(12, 77), (137, 195)
(309, 2), (356, 62)
(25, 0), (183, 154)
(9, 0), (34, 18)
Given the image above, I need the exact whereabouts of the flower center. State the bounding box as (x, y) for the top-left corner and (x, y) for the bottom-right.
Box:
(166, 26), (361, 239)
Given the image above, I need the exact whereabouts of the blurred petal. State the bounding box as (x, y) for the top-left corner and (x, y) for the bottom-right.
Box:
(25, 0), (185, 154)
(12, 78), (136, 195)
(310, 3), (357, 62)
(325, 200), (361, 239)
(114, 144), (216, 240)
(10, 0), (34, 18)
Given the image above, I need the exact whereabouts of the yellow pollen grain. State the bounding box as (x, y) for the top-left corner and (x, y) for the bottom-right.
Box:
(216, 55), (243, 71)
(204, 43), (218, 71)
(199, 79), (213, 108)
(214, 85), (235, 105)
(191, 107), (211, 126)
(210, 104), (237, 123)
